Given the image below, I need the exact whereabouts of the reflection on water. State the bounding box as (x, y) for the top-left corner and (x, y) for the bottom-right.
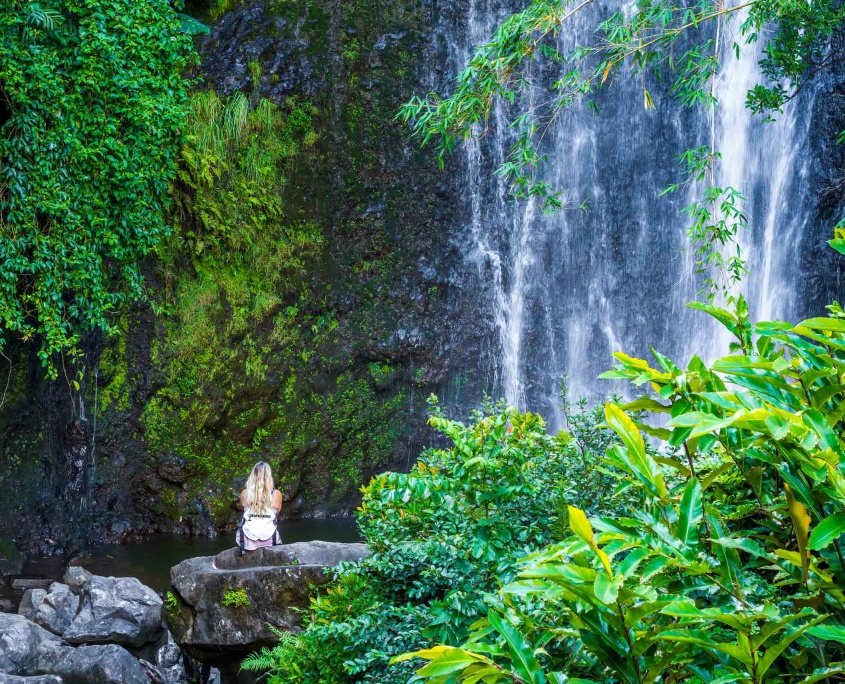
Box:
(15, 518), (362, 594)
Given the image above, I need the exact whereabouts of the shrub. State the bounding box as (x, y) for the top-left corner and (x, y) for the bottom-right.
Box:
(404, 295), (845, 684)
(242, 398), (619, 682)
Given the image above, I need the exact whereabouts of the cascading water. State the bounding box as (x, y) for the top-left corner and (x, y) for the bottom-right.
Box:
(438, 1), (819, 427)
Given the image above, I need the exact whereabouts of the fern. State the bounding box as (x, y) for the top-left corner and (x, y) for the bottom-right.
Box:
(241, 630), (302, 672)
(24, 3), (63, 30)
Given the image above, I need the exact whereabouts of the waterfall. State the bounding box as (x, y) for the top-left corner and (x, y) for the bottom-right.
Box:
(438, 0), (817, 426)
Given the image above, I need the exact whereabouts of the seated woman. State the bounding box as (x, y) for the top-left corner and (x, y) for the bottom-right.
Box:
(236, 461), (283, 555)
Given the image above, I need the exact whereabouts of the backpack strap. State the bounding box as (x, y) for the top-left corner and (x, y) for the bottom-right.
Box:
(236, 517), (246, 557)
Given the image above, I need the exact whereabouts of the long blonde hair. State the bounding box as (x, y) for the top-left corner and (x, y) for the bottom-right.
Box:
(246, 461), (275, 514)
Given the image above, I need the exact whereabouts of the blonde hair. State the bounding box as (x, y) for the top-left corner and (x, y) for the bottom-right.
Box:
(246, 461), (275, 514)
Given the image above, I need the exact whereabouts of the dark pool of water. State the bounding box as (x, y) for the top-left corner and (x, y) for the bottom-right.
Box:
(10, 518), (361, 594)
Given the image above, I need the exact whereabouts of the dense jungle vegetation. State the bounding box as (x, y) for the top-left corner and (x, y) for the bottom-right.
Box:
(244, 300), (845, 684)
(241, 0), (845, 680)
(4, 0), (845, 682)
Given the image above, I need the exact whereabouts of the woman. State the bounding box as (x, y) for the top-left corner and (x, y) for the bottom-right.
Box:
(236, 461), (283, 555)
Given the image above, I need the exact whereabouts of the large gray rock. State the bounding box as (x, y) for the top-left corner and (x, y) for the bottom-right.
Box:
(62, 567), (91, 595)
(168, 541), (369, 655)
(0, 611), (148, 684)
(156, 632), (187, 684)
(63, 575), (163, 648)
(19, 583), (79, 636)
(0, 675), (62, 683)
(0, 615), (60, 675)
(16, 591), (46, 622)
(34, 643), (148, 684)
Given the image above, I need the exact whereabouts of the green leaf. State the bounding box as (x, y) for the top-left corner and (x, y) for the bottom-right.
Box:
(593, 572), (620, 604)
(796, 664), (845, 684)
(569, 506), (612, 577)
(676, 478), (702, 546)
(605, 404), (667, 499)
(828, 239), (845, 256)
(808, 513), (845, 551)
(784, 482), (811, 582)
(488, 610), (547, 684)
(806, 624), (845, 645)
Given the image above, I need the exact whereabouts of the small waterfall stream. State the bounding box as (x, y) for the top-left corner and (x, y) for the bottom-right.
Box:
(438, 1), (818, 425)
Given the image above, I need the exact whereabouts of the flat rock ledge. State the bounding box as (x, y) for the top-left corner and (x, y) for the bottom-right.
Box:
(168, 541), (369, 658)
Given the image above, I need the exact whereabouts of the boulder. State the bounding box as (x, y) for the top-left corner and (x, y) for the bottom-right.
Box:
(34, 643), (149, 684)
(156, 633), (187, 684)
(0, 615), (60, 675)
(19, 583), (79, 636)
(168, 541), (369, 656)
(0, 613), (148, 683)
(16, 590), (46, 622)
(62, 567), (91, 595)
(0, 675), (62, 683)
(63, 575), (163, 648)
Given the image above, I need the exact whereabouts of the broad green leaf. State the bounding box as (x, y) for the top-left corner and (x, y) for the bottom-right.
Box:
(569, 506), (612, 578)
(676, 478), (702, 546)
(794, 317), (845, 334)
(700, 462), (732, 490)
(796, 664), (845, 684)
(463, 666), (508, 684)
(784, 482), (811, 582)
(621, 397), (671, 413)
(756, 615), (828, 677)
(806, 624), (845, 645)
(605, 404), (667, 499)
(392, 645), (483, 664)
(803, 408), (842, 453)
(808, 513), (845, 551)
(593, 572), (620, 604)
(416, 649), (486, 677)
(488, 610), (546, 684)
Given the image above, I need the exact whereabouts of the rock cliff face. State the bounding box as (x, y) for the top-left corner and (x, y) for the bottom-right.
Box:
(0, 0), (486, 556)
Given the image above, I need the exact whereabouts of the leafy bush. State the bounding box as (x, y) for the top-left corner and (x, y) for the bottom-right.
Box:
(404, 295), (845, 684)
(242, 398), (619, 682)
(0, 0), (195, 372)
(222, 589), (250, 608)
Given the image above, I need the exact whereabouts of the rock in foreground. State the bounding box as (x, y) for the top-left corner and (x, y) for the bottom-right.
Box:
(0, 614), (148, 684)
(63, 575), (164, 648)
(19, 583), (78, 636)
(168, 541), (369, 657)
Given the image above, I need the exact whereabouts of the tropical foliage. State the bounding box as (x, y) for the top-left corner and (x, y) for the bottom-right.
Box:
(242, 398), (621, 682)
(402, 296), (845, 684)
(0, 0), (196, 373)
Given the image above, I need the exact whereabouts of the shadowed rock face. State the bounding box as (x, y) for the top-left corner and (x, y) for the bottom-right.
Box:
(168, 541), (369, 660)
(0, 614), (149, 684)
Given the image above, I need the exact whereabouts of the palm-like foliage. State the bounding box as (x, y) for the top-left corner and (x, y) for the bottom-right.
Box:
(403, 296), (845, 683)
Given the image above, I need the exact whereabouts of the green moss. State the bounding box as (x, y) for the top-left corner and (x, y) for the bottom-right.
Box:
(131, 0), (442, 527)
(97, 327), (130, 414)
